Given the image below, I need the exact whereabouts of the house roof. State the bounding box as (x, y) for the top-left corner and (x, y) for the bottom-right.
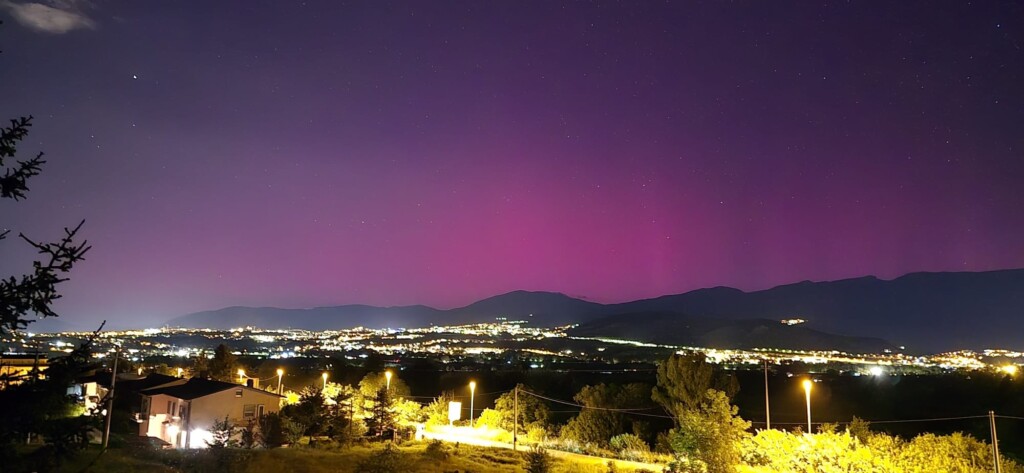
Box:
(140, 377), (282, 401)
(119, 373), (181, 391)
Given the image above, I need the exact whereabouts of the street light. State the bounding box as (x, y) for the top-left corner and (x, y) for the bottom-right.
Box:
(277, 368), (284, 395)
(802, 379), (813, 433)
(237, 369), (246, 384)
(469, 381), (477, 426)
(177, 367), (184, 378)
(322, 372), (329, 389)
(385, 370), (392, 391)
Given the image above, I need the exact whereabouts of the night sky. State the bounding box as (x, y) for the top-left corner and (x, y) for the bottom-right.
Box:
(1, 1), (1022, 330)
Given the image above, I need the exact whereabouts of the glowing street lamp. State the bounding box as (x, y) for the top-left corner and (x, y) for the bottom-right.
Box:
(1001, 365), (1018, 376)
(177, 367), (184, 378)
(802, 379), (813, 433)
(322, 372), (329, 389)
(237, 369), (246, 384)
(469, 381), (477, 426)
(277, 368), (284, 395)
(385, 370), (393, 391)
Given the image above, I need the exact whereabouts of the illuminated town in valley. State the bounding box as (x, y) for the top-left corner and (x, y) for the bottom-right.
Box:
(4, 322), (1021, 375)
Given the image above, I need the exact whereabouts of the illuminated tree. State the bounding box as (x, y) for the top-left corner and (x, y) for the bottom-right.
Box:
(494, 384), (550, 431)
(281, 386), (327, 437)
(358, 371), (411, 398)
(365, 387), (396, 439)
(670, 389), (750, 473)
(423, 391), (455, 427)
(560, 383), (653, 448)
(653, 353), (738, 421)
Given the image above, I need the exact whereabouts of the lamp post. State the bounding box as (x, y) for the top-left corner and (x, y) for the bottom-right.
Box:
(764, 358), (771, 430)
(322, 372), (329, 390)
(237, 369), (246, 384)
(177, 367), (183, 378)
(469, 381), (477, 426)
(385, 370), (392, 391)
(802, 379), (813, 433)
(277, 368), (284, 395)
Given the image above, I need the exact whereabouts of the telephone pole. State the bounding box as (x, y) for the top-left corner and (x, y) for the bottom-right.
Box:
(764, 358), (771, 430)
(103, 347), (119, 449)
(512, 386), (518, 451)
(989, 411), (1002, 473)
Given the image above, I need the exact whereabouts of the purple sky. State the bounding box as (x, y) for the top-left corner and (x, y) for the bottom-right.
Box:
(1, 1), (1022, 329)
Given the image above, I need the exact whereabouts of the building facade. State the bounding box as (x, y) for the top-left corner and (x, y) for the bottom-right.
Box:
(138, 377), (282, 448)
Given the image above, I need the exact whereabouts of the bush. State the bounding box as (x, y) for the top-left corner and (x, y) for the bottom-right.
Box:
(671, 390), (749, 473)
(356, 443), (407, 473)
(739, 429), (1024, 473)
(423, 439), (450, 461)
(525, 445), (552, 473)
(610, 433), (651, 462)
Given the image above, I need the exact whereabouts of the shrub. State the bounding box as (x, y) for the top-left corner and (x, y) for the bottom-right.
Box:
(525, 445), (552, 473)
(424, 439), (450, 461)
(610, 433), (651, 462)
(356, 443), (407, 473)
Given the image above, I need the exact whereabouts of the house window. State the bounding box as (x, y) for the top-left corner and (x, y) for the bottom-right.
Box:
(243, 404), (256, 419)
(167, 401), (173, 414)
(257, 405), (265, 418)
(179, 404), (186, 418)
(235, 389), (243, 398)
(141, 398), (150, 415)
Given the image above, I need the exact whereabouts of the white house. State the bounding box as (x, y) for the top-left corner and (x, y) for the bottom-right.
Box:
(138, 377), (282, 448)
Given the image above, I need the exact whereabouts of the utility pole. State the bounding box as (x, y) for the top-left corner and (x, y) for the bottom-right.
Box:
(103, 347), (119, 449)
(512, 386), (518, 451)
(989, 411), (1002, 473)
(764, 358), (771, 430)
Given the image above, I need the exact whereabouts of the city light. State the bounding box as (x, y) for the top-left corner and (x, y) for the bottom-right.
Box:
(1001, 365), (1018, 376)
(190, 429), (213, 448)
(868, 366), (885, 376)
(322, 372), (329, 389)
(385, 370), (393, 391)
(277, 368), (284, 395)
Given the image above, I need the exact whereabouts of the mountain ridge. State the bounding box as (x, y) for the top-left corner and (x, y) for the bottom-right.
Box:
(167, 268), (1024, 352)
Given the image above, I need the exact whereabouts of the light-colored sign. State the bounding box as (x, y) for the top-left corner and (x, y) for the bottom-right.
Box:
(448, 401), (462, 424)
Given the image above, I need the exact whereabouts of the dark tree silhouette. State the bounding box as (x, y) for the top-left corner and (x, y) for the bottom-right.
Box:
(208, 344), (239, 381)
(0, 22), (96, 469)
(0, 115), (90, 333)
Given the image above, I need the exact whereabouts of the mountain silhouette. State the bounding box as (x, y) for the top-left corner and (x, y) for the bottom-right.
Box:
(167, 269), (1024, 352)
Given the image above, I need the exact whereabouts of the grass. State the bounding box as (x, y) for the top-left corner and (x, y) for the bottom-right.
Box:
(53, 441), (658, 473)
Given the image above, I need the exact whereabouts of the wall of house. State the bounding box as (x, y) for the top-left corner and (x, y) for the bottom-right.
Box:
(139, 393), (186, 447)
(188, 387), (281, 434)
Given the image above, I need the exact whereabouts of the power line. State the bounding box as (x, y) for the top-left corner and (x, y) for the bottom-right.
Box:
(749, 415), (988, 426)
(519, 389), (675, 419)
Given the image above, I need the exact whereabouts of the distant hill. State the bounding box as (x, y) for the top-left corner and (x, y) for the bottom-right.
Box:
(604, 269), (1024, 352)
(167, 269), (1024, 352)
(168, 304), (444, 331)
(569, 311), (895, 353)
(167, 290), (607, 331)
